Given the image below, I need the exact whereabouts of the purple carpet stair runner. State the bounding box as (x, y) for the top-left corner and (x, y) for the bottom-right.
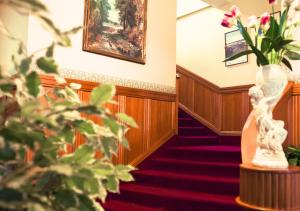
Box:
(103, 110), (242, 211)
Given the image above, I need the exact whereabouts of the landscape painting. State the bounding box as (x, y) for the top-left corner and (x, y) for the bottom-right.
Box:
(225, 40), (248, 66)
(83, 0), (147, 64)
(225, 29), (248, 66)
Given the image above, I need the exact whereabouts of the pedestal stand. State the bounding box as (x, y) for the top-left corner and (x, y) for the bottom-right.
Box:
(236, 164), (300, 210)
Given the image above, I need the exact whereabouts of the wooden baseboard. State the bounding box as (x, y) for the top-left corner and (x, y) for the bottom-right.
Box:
(130, 130), (175, 166)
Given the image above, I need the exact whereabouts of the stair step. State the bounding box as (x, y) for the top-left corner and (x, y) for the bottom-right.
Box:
(178, 110), (190, 118)
(219, 136), (241, 146)
(178, 126), (213, 136)
(146, 157), (240, 177)
(166, 145), (241, 162)
(178, 117), (193, 121)
(179, 119), (202, 127)
(104, 109), (242, 210)
(133, 169), (239, 196)
(103, 199), (163, 211)
(116, 183), (242, 211)
(176, 135), (219, 146)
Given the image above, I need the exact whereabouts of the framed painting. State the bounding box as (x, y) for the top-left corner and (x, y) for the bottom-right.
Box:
(83, 0), (147, 64)
(225, 29), (248, 66)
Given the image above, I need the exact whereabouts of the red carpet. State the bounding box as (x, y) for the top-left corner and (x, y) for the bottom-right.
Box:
(103, 110), (242, 211)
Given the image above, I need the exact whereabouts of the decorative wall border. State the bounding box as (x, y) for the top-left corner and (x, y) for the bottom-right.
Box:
(59, 69), (176, 94)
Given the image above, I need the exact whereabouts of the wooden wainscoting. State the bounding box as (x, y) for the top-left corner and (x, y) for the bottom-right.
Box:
(40, 75), (176, 166)
(177, 65), (252, 136)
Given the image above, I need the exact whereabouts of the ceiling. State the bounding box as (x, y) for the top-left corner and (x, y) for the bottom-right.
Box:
(177, 0), (281, 18)
(177, 0), (210, 18)
(202, 0), (280, 16)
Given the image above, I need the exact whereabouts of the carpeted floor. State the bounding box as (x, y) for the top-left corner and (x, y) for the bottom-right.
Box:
(103, 109), (243, 211)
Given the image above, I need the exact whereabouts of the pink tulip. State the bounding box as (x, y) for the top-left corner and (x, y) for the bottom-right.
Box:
(269, 0), (277, 5)
(230, 5), (241, 18)
(260, 13), (270, 26)
(221, 17), (233, 28)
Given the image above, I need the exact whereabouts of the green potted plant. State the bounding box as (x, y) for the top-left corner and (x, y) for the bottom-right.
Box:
(285, 146), (300, 166)
(0, 0), (136, 210)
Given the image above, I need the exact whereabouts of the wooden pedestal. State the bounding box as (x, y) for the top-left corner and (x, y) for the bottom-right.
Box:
(236, 164), (300, 211)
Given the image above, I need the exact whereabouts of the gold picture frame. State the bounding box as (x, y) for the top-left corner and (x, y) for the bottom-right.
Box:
(83, 0), (147, 64)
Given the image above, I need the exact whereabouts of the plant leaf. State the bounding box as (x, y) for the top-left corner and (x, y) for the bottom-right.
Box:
(0, 188), (23, 202)
(60, 126), (74, 143)
(116, 113), (138, 128)
(46, 44), (54, 57)
(73, 145), (94, 164)
(288, 157), (298, 166)
(237, 20), (253, 46)
(0, 83), (13, 92)
(279, 9), (288, 35)
(224, 50), (252, 62)
(267, 16), (279, 40)
(77, 194), (96, 211)
(74, 120), (95, 135)
(285, 44), (300, 51)
(286, 51), (300, 60)
(20, 57), (32, 74)
(54, 190), (77, 209)
(26, 71), (40, 97)
(90, 84), (116, 106)
(62, 26), (82, 35)
(250, 44), (269, 65)
(36, 57), (58, 74)
(105, 175), (119, 193)
(104, 118), (120, 135)
(282, 57), (293, 71)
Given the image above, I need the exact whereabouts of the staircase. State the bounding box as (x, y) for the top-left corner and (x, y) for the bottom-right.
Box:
(103, 110), (242, 211)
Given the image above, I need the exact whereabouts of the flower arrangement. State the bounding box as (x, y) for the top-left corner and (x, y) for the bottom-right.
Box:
(221, 0), (300, 70)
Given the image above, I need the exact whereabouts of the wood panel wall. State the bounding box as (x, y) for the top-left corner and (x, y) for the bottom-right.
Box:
(177, 65), (252, 136)
(40, 75), (176, 166)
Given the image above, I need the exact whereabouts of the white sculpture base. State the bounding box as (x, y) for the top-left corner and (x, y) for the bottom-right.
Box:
(249, 64), (289, 169)
(252, 148), (288, 168)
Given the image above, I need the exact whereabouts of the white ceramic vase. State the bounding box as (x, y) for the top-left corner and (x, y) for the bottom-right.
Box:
(249, 64), (289, 169)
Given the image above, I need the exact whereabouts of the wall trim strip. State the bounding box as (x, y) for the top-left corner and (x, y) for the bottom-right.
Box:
(57, 69), (176, 94)
(40, 74), (176, 102)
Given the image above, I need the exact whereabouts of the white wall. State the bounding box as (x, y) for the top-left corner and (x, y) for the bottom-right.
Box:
(26, 0), (176, 91)
(0, 5), (29, 73)
(177, 7), (258, 87)
(177, 6), (300, 88)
